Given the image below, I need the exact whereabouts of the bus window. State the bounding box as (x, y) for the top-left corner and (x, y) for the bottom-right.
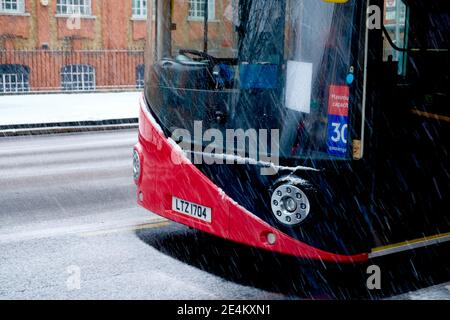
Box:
(383, 0), (408, 75)
(284, 0), (358, 159)
(146, 0), (363, 161)
(380, 0), (449, 116)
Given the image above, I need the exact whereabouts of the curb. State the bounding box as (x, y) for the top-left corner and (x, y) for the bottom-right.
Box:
(0, 118), (139, 137)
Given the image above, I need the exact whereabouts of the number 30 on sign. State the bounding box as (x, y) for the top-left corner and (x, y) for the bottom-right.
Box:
(327, 115), (349, 156)
(327, 85), (350, 157)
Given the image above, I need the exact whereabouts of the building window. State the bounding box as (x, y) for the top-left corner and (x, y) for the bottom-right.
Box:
(61, 64), (95, 91)
(188, 0), (215, 20)
(0, 64), (30, 93)
(0, 0), (25, 14)
(136, 64), (145, 89)
(132, 0), (147, 19)
(56, 0), (92, 16)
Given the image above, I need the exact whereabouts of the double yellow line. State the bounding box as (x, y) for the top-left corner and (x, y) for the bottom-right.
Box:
(370, 232), (450, 258)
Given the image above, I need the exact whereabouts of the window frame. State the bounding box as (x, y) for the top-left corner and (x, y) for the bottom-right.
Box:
(0, 73), (30, 93)
(0, 64), (30, 94)
(132, 0), (147, 19)
(188, 0), (215, 21)
(0, 64), (30, 93)
(0, 0), (25, 14)
(60, 64), (96, 92)
(56, 0), (92, 16)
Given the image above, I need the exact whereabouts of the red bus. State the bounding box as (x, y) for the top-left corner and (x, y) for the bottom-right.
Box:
(134, 0), (449, 264)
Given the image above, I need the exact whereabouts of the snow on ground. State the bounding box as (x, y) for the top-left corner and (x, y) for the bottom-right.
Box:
(0, 92), (141, 126)
(391, 282), (450, 300)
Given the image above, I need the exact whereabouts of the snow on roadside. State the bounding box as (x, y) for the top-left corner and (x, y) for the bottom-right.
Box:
(391, 282), (450, 300)
(0, 92), (141, 126)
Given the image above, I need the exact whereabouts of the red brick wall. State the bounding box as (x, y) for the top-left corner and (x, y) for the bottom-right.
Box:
(0, 0), (32, 42)
(0, 0), (147, 91)
(0, 0), (147, 50)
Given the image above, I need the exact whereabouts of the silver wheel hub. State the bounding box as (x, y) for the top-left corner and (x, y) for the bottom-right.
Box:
(271, 185), (310, 226)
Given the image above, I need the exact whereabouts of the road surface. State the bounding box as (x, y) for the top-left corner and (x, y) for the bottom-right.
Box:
(0, 130), (449, 300)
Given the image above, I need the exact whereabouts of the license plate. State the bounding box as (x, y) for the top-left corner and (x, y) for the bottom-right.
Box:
(172, 197), (212, 223)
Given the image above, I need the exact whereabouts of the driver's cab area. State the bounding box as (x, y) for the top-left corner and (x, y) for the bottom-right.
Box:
(147, 0), (242, 132)
(158, 49), (238, 91)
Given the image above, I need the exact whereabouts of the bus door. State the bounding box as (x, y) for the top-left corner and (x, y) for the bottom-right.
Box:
(368, 0), (449, 246)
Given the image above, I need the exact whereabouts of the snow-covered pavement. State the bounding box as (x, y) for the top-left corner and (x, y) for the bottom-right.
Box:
(0, 92), (141, 126)
(392, 283), (450, 300)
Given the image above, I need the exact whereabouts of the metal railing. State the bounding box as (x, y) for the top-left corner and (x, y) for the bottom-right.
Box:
(0, 49), (145, 94)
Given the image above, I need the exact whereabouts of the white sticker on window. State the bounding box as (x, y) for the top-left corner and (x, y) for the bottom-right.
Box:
(285, 61), (313, 114)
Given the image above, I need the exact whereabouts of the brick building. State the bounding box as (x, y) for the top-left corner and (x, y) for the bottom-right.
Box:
(0, 0), (234, 93)
(0, 0), (149, 92)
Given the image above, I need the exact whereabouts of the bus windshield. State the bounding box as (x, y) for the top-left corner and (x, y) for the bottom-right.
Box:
(146, 0), (364, 162)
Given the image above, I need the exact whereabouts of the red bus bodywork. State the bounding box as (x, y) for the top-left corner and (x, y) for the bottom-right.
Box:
(135, 95), (369, 264)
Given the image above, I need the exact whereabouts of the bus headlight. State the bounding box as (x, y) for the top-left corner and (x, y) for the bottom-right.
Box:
(271, 185), (310, 226)
(133, 149), (141, 182)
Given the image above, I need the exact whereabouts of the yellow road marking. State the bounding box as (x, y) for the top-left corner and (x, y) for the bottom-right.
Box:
(80, 221), (171, 237)
(371, 232), (450, 253)
(411, 109), (450, 123)
(81, 217), (449, 258)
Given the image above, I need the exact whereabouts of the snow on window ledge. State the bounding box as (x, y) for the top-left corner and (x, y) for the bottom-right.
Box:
(187, 17), (219, 23)
(0, 11), (29, 16)
(55, 14), (96, 19)
(131, 15), (147, 21)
